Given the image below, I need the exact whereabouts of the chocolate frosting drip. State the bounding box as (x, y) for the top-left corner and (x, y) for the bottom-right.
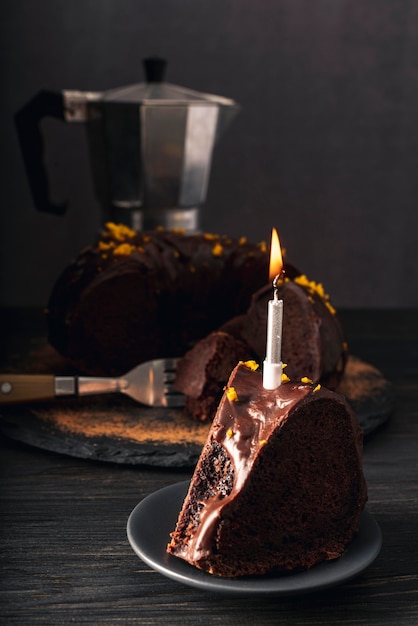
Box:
(180, 363), (312, 564)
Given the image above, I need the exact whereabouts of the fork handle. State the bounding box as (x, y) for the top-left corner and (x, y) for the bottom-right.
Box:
(0, 374), (56, 404)
(0, 374), (125, 404)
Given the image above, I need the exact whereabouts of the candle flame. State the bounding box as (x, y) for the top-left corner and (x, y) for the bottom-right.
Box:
(269, 228), (283, 281)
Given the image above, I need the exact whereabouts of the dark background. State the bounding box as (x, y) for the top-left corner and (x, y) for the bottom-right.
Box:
(1, 0), (418, 309)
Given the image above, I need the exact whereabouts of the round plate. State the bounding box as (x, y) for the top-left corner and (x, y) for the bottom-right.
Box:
(127, 481), (382, 596)
(0, 356), (394, 467)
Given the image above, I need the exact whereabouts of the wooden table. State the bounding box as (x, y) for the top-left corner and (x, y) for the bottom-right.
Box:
(1, 309), (417, 625)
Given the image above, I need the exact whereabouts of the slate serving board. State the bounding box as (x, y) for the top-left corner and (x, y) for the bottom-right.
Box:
(0, 342), (395, 467)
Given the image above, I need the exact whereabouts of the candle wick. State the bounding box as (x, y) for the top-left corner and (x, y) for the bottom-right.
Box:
(272, 269), (285, 300)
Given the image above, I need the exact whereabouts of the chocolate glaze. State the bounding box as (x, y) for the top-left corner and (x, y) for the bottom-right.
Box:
(172, 363), (312, 566)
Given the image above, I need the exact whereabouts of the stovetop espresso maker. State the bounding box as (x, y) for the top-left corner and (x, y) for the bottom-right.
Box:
(15, 58), (239, 231)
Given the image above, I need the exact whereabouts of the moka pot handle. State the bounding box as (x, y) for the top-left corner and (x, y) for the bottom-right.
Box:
(14, 90), (68, 215)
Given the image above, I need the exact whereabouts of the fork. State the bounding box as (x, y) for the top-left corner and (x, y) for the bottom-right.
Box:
(0, 358), (184, 408)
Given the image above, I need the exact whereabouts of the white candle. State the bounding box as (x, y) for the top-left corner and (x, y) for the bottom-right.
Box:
(263, 276), (283, 389)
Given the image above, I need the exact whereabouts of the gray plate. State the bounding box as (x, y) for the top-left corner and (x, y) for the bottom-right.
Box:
(127, 481), (382, 596)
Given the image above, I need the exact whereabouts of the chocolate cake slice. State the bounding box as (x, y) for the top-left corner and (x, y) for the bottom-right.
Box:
(174, 275), (347, 422)
(167, 361), (367, 577)
(240, 277), (347, 390)
(174, 331), (250, 422)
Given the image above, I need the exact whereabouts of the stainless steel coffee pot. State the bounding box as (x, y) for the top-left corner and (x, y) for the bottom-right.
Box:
(15, 58), (239, 231)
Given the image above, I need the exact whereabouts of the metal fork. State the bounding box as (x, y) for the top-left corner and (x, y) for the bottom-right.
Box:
(0, 358), (184, 408)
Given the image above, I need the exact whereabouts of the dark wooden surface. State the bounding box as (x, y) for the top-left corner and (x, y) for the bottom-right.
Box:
(1, 309), (417, 625)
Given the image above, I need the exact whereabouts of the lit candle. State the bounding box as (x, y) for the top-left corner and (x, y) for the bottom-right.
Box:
(263, 228), (284, 390)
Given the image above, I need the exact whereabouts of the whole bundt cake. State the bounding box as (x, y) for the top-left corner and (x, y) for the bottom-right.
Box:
(167, 361), (368, 577)
(46, 223), (270, 376)
(46, 223), (347, 424)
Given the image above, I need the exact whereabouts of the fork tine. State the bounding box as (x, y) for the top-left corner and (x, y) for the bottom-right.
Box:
(163, 357), (180, 370)
(164, 379), (175, 389)
(163, 371), (177, 384)
(123, 356), (184, 407)
(164, 394), (186, 408)
(162, 357), (184, 407)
